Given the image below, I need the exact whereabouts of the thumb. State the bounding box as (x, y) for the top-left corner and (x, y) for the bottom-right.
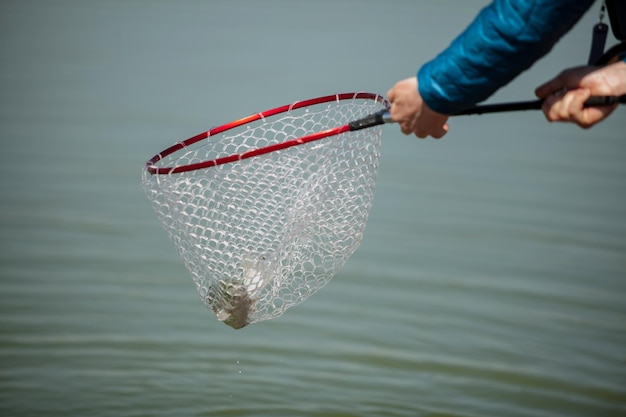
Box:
(571, 88), (616, 128)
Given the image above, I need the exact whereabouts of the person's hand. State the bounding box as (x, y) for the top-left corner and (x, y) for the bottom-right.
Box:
(387, 77), (450, 139)
(535, 61), (626, 128)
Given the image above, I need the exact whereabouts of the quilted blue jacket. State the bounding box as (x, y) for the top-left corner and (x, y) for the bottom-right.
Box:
(418, 0), (597, 114)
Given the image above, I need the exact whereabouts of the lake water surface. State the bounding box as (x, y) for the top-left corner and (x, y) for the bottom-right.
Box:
(1, 1), (625, 416)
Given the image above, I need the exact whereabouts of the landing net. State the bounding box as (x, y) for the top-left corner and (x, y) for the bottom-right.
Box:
(141, 93), (385, 328)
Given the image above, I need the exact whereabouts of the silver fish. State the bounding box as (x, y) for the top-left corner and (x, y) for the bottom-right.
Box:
(212, 279), (254, 329)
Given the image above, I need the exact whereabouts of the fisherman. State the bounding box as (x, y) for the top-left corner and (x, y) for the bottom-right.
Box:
(387, 0), (626, 138)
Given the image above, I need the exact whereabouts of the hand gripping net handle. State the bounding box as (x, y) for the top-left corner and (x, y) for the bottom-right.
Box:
(142, 93), (387, 328)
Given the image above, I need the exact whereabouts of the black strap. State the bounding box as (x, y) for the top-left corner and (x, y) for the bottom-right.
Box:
(606, 0), (626, 41)
(588, 22), (609, 64)
(594, 42), (626, 65)
(586, 0), (626, 65)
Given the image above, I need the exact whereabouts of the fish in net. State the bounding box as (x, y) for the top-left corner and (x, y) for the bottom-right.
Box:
(141, 93), (386, 329)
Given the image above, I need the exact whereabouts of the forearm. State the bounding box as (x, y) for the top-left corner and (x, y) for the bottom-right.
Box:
(418, 0), (596, 114)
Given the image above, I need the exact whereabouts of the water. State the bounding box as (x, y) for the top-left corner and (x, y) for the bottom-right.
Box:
(1, 1), (625, 416)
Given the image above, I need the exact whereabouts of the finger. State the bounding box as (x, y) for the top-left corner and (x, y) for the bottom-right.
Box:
(399, 116), (415, 135)
(400, 124), (413, 135)
(568, 89), (591, 123)
(389, 103), (403, 123)
(535, 75), (565, 99)
(568, 89), (615, 128)
(390, 103), (409, 124)
(412, 122), (428, 138)
(541, 93), (557, 121)
(431, 123), (449, 139)
(543, 89), (570, 121)
(579, 104), (617, 128)
(554, 91), (578, 121)
(386, 87), (395, 104)
(413, 122), (447, 139)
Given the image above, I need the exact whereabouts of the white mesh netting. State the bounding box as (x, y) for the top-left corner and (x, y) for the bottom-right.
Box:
(142, 94), (385, 329)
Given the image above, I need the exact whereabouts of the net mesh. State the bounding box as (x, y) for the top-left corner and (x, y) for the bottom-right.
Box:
(141, 95), (384, 329)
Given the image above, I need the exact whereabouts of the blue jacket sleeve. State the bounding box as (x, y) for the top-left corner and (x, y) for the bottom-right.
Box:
(417, 0), (596, 114)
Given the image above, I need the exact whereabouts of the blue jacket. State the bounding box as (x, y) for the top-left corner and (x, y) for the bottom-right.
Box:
(418, 0), (596, 114)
